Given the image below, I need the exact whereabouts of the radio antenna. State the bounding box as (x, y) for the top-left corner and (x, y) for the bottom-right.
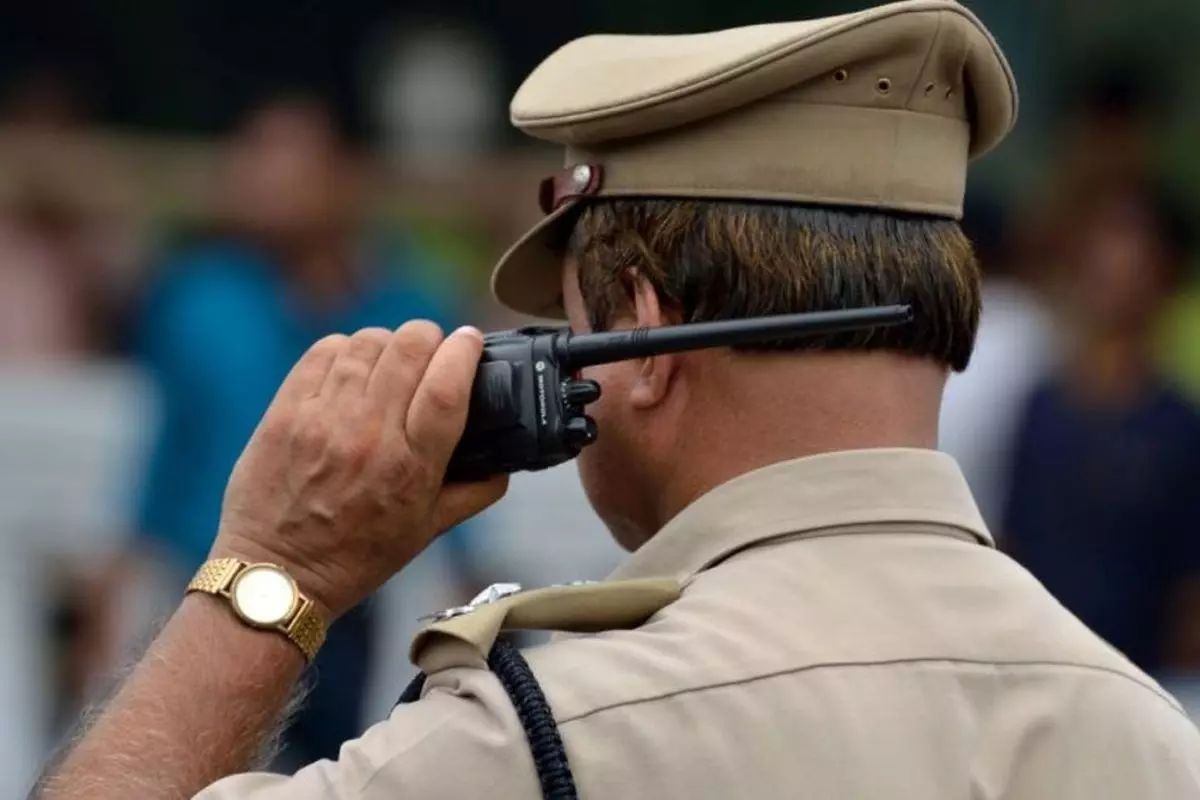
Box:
(557, 305), (913, 369)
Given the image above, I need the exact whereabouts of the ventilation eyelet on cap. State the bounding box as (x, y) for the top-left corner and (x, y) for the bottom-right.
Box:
(833, 68), (849, 82)
(924, 82), (936, 95)
(875, 77), (892, 94)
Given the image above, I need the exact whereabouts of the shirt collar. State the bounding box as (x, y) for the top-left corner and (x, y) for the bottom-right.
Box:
(609, 448), (993, 581)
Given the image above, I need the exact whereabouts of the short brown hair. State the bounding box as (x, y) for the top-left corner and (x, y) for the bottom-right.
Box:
(566, 200), (981, 372)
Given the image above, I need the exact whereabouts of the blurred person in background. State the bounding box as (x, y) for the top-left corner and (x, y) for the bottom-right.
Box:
(1001, 177), (1200, 676)
(1051, 62), (1158, 198)
(0, 66), (142, 796)
(0, 174), (106, 358)
(0, 64), (131, 359)
(98, 91), (470, 770)
(939, 192), (1059, 530)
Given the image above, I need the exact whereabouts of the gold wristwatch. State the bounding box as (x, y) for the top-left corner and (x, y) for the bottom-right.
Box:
(186, 558), (326, 661)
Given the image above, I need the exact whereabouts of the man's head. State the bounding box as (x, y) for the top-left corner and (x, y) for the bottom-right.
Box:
(559, 199), (980, 546)
(491, 1), (1017, 545)
(219, 92), (362, 245)
(568, 200), (978, 369)
(1057, 58), (1162, 193)
(1056, 181), (1191, 338)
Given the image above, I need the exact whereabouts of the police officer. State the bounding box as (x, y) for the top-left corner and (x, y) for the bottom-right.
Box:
(37, 2), (1200, 798)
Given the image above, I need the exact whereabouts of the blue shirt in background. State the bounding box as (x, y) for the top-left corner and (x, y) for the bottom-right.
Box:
(1002, 377), (1200, 674)
(132, 236), (479, 764)
(135, 238), (469, 578)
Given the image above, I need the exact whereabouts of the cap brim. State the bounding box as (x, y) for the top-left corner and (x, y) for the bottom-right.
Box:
(490, 201), (578, 319)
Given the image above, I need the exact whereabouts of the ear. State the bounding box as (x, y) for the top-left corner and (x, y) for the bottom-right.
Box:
(627, 272), (681, 410)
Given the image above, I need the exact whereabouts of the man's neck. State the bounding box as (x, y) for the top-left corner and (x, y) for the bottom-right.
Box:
(268, 232), (358, 306)
(1067, 329), (1157, 410)
(295, 246), (357, 303)
(644, 353), (946, 539)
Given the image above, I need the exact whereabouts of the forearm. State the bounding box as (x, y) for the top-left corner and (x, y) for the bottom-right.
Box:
(31, 323), (504, 797)
(38, 593), (306, 800)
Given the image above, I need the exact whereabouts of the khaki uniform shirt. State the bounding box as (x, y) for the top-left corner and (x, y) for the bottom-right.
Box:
(198, 448), (1200, 799)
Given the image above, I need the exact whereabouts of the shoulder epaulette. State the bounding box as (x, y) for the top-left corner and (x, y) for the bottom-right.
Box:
(396, 578), (682, 800)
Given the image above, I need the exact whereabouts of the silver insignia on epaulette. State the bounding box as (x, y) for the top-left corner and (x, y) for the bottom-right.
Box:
(419, 582), (525, 623)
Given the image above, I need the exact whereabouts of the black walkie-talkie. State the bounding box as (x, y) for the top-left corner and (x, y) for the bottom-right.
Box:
(444, 304), (913, 482)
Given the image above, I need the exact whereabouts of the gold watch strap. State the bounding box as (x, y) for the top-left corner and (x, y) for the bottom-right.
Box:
(286, 600), (327, 662)
(187, 557), (242, 594)
(187, 557), (327, 662)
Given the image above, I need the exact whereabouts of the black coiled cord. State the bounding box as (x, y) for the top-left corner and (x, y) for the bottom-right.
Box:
(396, 639), (579, 799)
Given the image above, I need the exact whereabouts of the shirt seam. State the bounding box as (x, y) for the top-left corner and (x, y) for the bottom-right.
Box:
(556, 656), (1186, 727)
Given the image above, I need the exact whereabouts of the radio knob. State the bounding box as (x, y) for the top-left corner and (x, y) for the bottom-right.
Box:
(562, 378), (602, 406)
(562, 415), (598, 447)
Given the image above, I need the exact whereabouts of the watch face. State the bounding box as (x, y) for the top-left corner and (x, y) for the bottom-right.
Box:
(231, 565), (298, 626)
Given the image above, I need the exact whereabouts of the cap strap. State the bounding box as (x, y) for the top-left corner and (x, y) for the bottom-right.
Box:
(538, 163), (605, 214)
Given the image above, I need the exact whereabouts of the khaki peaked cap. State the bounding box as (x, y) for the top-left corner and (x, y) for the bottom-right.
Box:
(490, 0), (1018, 317)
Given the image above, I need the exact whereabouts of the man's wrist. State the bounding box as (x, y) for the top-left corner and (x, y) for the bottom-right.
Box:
(186, 550), (331, 662)
(208, 535), (340, 622)
(182, 591), (308, 672)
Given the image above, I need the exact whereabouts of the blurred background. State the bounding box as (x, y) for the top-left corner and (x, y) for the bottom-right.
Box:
(3, 0), (1200, 794)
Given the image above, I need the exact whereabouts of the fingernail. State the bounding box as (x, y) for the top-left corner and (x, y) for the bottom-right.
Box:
(453, 325), (483, 339)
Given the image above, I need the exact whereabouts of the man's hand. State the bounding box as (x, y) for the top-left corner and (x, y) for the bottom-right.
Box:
(33, 322), (506, 800)
(213, 321), (507, 620)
